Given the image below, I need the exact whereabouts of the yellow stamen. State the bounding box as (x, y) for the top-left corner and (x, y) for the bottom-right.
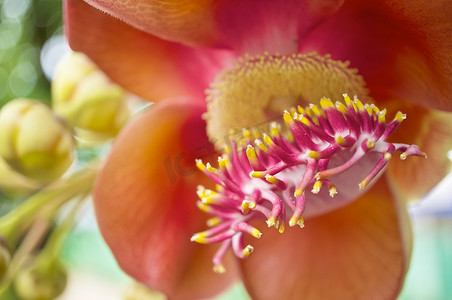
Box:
(329, 185), (338, 198)
(251, 228), (262, 239)
(206, 217), (221, 227)
(243, 245), (254, 257)
(195, 159), (206, 171)
(250, 171), (265, 178)
(320, 97), (335, 109)
(366, 139), (375, 149)
(265, 174), (278, 185)
(190, 232), (207, 243)
(395, 111), (407, 122)
(246, 145), (258, 164)
(213, 265), (226, 274)
(312, 180), (322, 194)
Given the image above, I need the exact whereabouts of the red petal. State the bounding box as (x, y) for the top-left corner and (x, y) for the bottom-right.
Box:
(74, 0), (344, 54)
(94, 98), (236, 298)
(239, 178), (411, 299)
(64, 0), (234, 102)
(301, 0), (452, 111)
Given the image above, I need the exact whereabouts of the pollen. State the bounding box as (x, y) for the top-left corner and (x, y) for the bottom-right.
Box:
(204, 52), (370, 149)
(192, 95), (426, 272)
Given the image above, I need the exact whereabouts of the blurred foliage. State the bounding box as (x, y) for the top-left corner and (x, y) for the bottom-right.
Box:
(0, 0), (63, 108)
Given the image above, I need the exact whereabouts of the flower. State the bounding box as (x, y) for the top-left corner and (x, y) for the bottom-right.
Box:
(64, 0), (452, 299)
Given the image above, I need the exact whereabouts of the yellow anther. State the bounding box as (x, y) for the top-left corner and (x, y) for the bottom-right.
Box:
(400, 152), (407, 160)
(224, 145), (232, 154)
(190, 232), (207, 243)
(206, 162), (218, 174)
(195, 159), (206, 171)
(250, 171), (265, 178)
(243, 245), (254, 257)
(270, 124), (280, 137)
(251, 228), (262, 239)
(266, 217), (277, 227)
(329, 185), (338, 198)
(278, 223), (285, 233)
(384, 152), (392, 160)
(213, 264), (226, 274)
(358, 180), (369, 190)
(335, 134), (345, 146)
(320, 97), (335, 109)
(312, 180), (322, 194)
(308, 150), (321, 159)
(242, 128), (251, 138)
(354, 97), (365, 111)
(299, 115), (310, 126)
(196, 185), (206, 198)
(372, 104), (380, 115)
(289, 217), (304, 228)
(265, 174), (278, 184)
(246, 145), (258, 163)
(310, 104), (325, 118)
(255, 139), (267, 152)
(263, 134), (274, 146)
(207, 217), (221, 227)
(297, 105), (306, 115)
(378, 109), (387, 123)
(196, 201), (212, 213)
(343, 93), (353, 106)
(365, 104), (373, 115)
(242, 200), (251, 213)
(395, 111), (407, 122)
(215, 184), (224, 192)
(335, 101), (348, 114)
(283, 110), (295, 125)
(366, 139), (375, 149)
(294, 189), (303, 196)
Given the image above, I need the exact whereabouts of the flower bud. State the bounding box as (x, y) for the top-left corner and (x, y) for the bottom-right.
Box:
(0, 99), (75, 183)
(124, 282), (167, 300)
(52, 52), (130, 142)
(0, 237), (11, 281)
(14, 257), (67, 300)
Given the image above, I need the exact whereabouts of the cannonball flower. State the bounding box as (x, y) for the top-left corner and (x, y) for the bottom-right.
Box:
(64, 0), (452, 299)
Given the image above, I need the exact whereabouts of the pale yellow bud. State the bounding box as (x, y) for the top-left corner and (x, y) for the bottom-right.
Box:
(52, 52), (130, 141)
(124, 282), (167, 300)
(14, 257), (67, 300)
(0, 99), (75, 183)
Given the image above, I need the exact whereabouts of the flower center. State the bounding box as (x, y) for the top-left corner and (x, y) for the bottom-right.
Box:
(193, 94), (426, 273)
(204, 52), (370, 149)
(194, 53), (426, 273)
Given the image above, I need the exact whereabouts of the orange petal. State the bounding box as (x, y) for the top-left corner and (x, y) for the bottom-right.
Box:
(64, 0), (234, 102)
(386, 104), (452, 202)
(94, 98), (236, 298)
(239, 177), (411, 300)
(301, 0), (452, 111)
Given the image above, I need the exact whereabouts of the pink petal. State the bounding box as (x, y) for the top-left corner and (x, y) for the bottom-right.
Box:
(301, 0), (452, 111)
(64, 0), (234, 102)
(239, 178), (411, 299)
(94, 98), (237, 298)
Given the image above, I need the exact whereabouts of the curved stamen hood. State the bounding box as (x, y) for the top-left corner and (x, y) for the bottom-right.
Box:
(192, 94), (426, 272)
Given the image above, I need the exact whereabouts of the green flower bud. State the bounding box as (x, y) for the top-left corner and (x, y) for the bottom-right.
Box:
(14, 257), (67, 300)
(0, 99), (75, 183)
(52, 52), (130, 142)
(0, 237), (11, 281)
